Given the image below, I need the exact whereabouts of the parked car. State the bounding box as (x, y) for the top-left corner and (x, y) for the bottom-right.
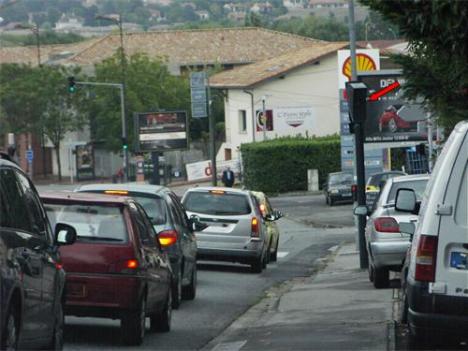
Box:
(365, 171), (406, 210)
(76, 184), (197, 309)
(182, 187), (270, 273)
(365, 174), (429, 289)
(0, 153), (76, 350)
(397, 120), (468, 347)
(40, 192), (173, 346)
(251, 191), (283, 262)
(323, 172), (354, 206)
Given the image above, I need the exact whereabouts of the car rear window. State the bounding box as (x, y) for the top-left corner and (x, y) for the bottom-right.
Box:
(329, 173), (353, 185)
(129, 193), (168, 225)
(44, 203), (128, 243)
(183, 191), (251, 216)
(387, 179), (428, 204)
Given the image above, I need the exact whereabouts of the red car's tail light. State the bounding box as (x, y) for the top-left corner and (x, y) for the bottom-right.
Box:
(125, 259), (139, 269)
(114, 259), (139, 274)
(415, 235), (438, 282)
(374, 217), (400, 233)
(251, 217), (259, 237)
(158, 230), (178, 248)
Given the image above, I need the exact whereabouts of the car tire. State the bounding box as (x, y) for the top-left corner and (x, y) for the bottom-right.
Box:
(1, 304), (19, 350)
(408, 326), (432, 350)
(46, 301), (65, 351)
(172, 268), (182, 310)
(150, 290), (172, 333)
(121, 296), (146, 345)
(182, 265), (197, 300)
(270, 240), (279, 262)
(251, 257), (263, 273)
(373, 266), (389, 289)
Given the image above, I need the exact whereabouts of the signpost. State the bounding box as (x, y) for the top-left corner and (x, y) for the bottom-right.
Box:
(26, 149), (33, 164)
(190, 72), (208, 119)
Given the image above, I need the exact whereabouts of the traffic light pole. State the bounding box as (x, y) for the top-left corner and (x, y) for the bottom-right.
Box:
(74, 80), (128, 182)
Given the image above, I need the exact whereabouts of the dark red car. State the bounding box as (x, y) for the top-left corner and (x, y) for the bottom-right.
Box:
(40, 192), (173, 346)
(378, 105), (412, 133)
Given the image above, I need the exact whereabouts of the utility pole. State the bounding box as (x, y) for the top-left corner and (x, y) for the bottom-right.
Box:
(348, 0), (368, 269)
(262, 96), (267, 140)
(207, 76), (217, 186)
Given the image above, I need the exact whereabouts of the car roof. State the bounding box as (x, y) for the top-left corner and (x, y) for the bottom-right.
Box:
(185, 186), (250, 195)
(390, 173), (430, 183)
(40, 191), (132, 205)
(0, 153), (21, 169)
(76, 183), (168, 195)
(369, 171), (406, 178)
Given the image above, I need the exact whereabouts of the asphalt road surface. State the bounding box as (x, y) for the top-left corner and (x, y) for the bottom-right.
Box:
(47, 190), (354, 350)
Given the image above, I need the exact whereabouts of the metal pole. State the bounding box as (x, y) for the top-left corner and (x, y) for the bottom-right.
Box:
(207, 76), (217, 186)
(243, 90), (255, 142)
(119, 84), (128, 182)
(348, 0), (357, 81)
(427, 113), (433, 172)
(262, 96), (266, 140)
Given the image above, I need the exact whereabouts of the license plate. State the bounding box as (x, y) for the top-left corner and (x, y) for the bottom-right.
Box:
(342, 193), (352, 197)
(450, 252), (467, 270)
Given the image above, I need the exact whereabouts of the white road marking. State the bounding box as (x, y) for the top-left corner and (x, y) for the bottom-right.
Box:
(277, 251), (289, 258)
(211, 340), (247, 351)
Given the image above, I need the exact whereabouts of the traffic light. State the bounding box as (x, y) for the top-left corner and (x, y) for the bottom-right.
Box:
(68, 76), (76, 93)
(122, 137), (128, 150)
(346, 81), (368, 123)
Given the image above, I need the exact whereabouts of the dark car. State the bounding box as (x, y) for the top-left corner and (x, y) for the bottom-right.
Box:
(40, 192), (173, 346)
(75, 184), (198, 309)
(323, 172), (354, 206)
(0, 153), (76, 350)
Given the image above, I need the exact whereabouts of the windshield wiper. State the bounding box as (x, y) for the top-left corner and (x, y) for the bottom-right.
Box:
(77, 236), (124, 242)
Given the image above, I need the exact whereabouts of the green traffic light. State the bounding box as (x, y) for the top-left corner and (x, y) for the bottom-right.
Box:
(123, 144), (128, 150)
(68, 86), (76, 93)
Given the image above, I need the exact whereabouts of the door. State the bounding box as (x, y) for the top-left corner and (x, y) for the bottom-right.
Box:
(435, 132), (468, 297)
(0, 167), (46, 341)
(168, 193), (197, 284)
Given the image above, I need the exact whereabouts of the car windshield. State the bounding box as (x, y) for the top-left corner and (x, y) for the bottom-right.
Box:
(44, 203), (127, 243)
(367, 172), (403, 187)
(387, 179), (429, 204)
(130, 193), (168, 225)
(183, 191), (251, 215)
(329, 173), (353, 185)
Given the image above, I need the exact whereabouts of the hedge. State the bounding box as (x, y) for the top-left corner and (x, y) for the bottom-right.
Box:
(240, 135), (341, 194)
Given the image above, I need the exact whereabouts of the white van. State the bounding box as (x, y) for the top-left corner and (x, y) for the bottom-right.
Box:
(396, 120), (468, 347)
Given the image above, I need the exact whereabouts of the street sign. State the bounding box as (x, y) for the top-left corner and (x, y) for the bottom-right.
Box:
(26, 149), (33, 163)
(190, 72), (207, 118)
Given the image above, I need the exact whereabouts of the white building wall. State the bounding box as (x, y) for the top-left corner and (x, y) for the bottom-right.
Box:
(219, 54), (340, 161)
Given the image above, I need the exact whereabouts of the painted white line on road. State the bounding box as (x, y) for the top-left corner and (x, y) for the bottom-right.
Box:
(211, 340), (247, 351)
(277, 251), (289, 258)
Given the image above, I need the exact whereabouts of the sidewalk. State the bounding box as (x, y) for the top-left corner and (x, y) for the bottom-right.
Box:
(204, 244), (397, 351)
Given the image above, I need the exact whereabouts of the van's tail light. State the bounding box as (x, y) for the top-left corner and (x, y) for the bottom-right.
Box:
(158, 230), (178, 248)
(415, 235), (438, 282)
(251, 217), (259, 237)
(374, 217), (400, 233)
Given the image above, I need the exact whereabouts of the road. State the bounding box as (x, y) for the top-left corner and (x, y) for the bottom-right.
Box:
(38, 186), (354, 350)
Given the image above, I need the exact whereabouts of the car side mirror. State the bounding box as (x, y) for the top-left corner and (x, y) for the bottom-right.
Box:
(395, 188), (417, 213)
(55, 223), (77, 246)
(399, 222), (415, 237)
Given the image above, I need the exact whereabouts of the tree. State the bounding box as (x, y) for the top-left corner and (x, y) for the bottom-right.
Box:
(85, 53), (191, 151)
(0, 64), (87, 180)
(360, 0), (468, 129)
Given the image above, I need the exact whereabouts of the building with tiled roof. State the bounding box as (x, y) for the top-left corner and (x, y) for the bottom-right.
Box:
(208, 41), (358, 162)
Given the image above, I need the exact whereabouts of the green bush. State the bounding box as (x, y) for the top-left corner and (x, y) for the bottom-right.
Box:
(240, 135), (341, 194)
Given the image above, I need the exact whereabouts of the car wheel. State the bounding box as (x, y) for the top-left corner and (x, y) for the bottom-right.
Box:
(270, 239), (279, 262)
(150, 290), (172, 333)
(1, 305), (19, 350)
(182, 265), (197, 300)
(388, 118), (398, 133)
(373, 266), (389, 289)
(121, 296), (146, 345)
(408, 326), (432, 350)
(172, 268), (182, 310)
(47, 301), (64, 351)
(251, 256), (263, 273)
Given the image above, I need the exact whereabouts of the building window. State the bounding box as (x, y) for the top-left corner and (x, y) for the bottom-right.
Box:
(238, 110), (247, 133)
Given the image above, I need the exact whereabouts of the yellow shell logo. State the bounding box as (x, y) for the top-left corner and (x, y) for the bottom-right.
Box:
(342, 53), (377, 80)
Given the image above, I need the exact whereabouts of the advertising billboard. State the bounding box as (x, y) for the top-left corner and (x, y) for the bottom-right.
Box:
(359, 71), (428, 143)
(75, 143), (95, 181)
(135, 111), (188, 152)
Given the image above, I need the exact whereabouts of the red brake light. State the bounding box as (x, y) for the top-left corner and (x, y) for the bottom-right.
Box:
(126, 259), (139, 269)
(251, 217), (259, 237)
(351, 184), (357, 193)
(158, 230), (178, 248)
(374, 217), (399, 233)
(415, 235), (438, 282)
(259, 204), (266, 216)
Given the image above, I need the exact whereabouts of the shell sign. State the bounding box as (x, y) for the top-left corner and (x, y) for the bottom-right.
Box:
(337, 49), (380, 89)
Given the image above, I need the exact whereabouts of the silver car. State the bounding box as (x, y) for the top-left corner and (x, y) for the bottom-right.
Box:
(365, 174), (429, 289)
(182, 187), (271, 273)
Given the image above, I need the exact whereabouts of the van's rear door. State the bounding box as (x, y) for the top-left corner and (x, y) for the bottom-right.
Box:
(434, 131), (468, 297)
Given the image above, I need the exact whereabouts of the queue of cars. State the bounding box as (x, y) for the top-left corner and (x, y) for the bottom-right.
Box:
(0, 154), (283, 350)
